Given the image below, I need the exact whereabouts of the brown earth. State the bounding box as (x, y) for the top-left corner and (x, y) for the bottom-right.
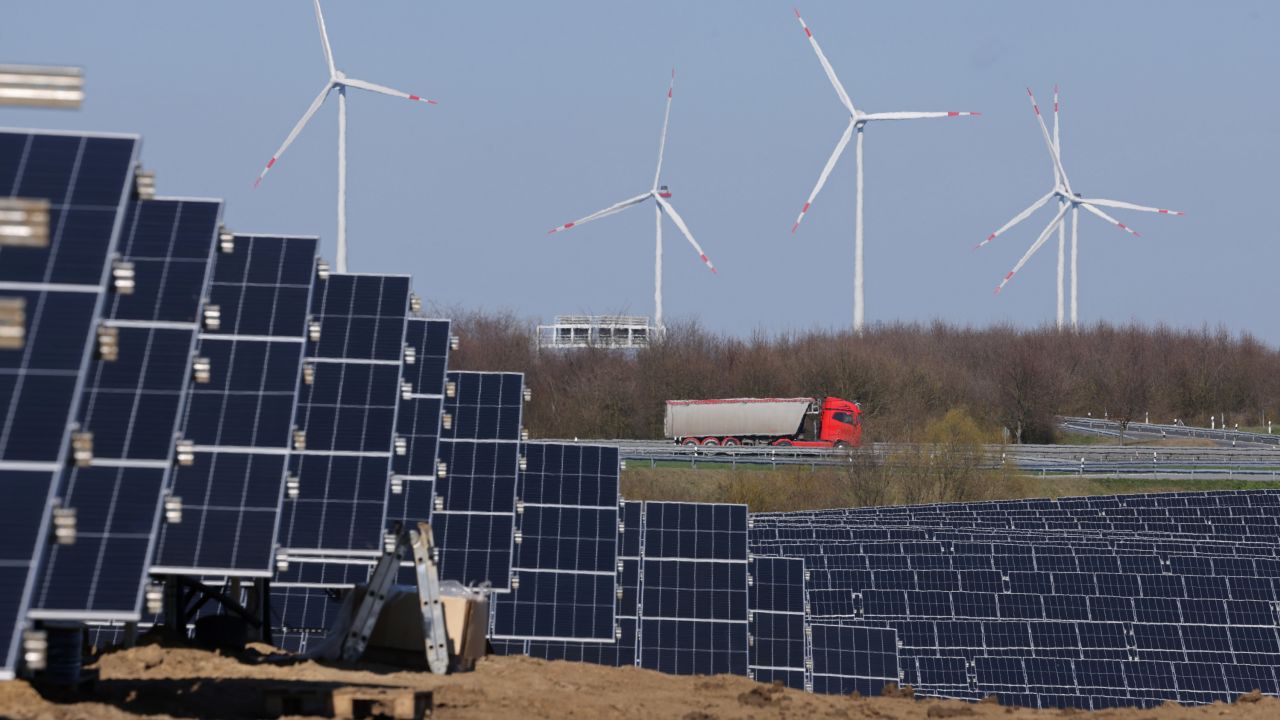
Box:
(1, 644), (1277, 720)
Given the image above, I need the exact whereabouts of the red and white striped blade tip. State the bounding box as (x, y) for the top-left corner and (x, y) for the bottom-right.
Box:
(253, 157), (278, 188)
(407, 94), (438, 104)
(547, 221), (575, 234)
(792, 202), (812, 233)
(947, 111), (981, 116)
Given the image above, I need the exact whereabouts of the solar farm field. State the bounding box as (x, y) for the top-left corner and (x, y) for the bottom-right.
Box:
(3, 126), (1280, 718)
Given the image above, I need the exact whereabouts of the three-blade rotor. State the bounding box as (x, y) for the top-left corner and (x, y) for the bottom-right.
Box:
(253, 0), (437, 189)
(547, 69), (717, 275)
(981, 86), (1183, 295)
(789, 8), (979, 234)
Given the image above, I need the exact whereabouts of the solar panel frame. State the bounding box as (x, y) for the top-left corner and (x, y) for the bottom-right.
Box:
(28, 196), (222, 621)
(150, 234), (319, 576)
(385, 318), (451, 545)
(276, 273), (410, 557)
(434, 371), (524, 590)
(747, 555), (809, 690)
(489, 442), (620, 642)
(809, 624), (901, 696)
(0, 128), (139, 679)
(636, 501), (750, 676)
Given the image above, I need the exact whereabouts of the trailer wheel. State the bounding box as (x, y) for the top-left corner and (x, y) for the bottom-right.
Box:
(775, 440), (793, 447)
(681, 438), (699, 447)
(702, 438), (720, 447)
(722, 438), (740, 447)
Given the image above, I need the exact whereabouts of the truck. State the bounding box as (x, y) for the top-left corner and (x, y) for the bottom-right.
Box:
(663, 396), (862, 448)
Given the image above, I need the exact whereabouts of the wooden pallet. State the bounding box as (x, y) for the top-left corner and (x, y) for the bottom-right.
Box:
(261, 684), (432, 719)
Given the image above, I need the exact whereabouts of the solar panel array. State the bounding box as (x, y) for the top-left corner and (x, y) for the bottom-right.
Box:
(4, 126), (1280, 710)
(752, 489), (1280, 708)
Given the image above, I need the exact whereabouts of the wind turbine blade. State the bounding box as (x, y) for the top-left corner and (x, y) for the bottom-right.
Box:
(547, 191), (652, 234)
(342, 76), (438, 104)
(792, 118), (855, 233)
(976, 190), (1055, 249)
(653, 68), (675, 190)
(1026, 88), (1070, 188)
(793, 8), (856, 115)
(254, 83), (333, 188)
(655, 195), (717, 274)
(313, 0), (336, 76)
(1051, 84), (1061, 186)
(1078, 197), (1184, 216)
(860, 111), (981, 121)
(995, 201), (1071, 294)
(1080, 202), (1142, 237)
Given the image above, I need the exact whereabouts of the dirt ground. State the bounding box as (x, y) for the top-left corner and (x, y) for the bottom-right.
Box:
(1, 644), (1277, 720)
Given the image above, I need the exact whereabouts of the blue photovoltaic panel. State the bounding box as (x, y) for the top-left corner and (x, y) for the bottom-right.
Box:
(440, 371), (523, 442)
(748, 556), (808, 690)
(434, 371), (524, 590)
(30, 197), (221, 620)
(151, 234), (318, 575)
(385, 318), (451, 545)
(493, 500), (639, 666)
(490, 443), (620, 641)
(278, 273), (409, 555)
(637, 501), (750, 676)
(0, 129), (138, 679)
(809, 624), (900, 696)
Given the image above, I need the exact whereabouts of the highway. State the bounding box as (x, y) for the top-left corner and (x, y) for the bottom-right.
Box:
(542, 432), (1280, 480)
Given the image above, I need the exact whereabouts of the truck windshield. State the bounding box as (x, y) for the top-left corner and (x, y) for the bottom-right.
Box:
(832, 411), (857, 425)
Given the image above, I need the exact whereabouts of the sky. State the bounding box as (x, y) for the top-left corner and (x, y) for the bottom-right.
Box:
(3, 1), (1278, 342)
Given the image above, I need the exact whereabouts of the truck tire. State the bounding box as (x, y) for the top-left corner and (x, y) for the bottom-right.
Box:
(722, 438), (740, 447)
(775, 440), (793, 447)
(702, 438), (720, 447)
(681, 438), (699, 447)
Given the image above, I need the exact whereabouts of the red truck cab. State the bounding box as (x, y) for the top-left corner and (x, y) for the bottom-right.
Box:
(782, 396), (862, 448)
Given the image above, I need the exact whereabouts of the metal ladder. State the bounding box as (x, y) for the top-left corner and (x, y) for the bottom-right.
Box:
(340, 522), (450, 674)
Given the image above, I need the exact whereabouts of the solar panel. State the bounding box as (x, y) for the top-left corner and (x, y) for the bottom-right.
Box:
(151, 234), (318, 576)
(385, 318), (451, 545)
(809, 624), (900, 696)
(434, 371), (524, 590)
(276, 273), (410, 556)
(637, 501), (749, 676)
(747, 555), (809, 690)
(490, 443), (620, 641)
(27, 197), (221, 621)
(493, 499), (639, 665)
(0, 129), (139, 678)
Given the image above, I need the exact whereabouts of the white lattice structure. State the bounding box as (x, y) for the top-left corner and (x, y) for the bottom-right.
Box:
(536, 315), (652, 349)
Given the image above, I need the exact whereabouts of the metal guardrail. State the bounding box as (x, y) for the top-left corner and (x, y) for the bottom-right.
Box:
(1060, 416), (1280, 447)
(543, 438), (1280, 477)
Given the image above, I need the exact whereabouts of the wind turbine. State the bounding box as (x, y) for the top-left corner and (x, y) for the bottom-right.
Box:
(547, 69), (716, 334)
(253, 0), (437, 273)
(978, 87), (1183, 328)
(790, 8), (979, 332)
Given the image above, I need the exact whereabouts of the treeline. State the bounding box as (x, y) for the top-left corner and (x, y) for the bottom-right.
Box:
(442, 310), (1280, 444)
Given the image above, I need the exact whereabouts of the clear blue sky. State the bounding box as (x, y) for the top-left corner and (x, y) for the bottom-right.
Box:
(4, 1), (1277, 341)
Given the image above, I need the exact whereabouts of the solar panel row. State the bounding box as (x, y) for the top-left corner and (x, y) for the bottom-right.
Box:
(1, 129), (139, 679)
(754, 489), (1280, 706)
